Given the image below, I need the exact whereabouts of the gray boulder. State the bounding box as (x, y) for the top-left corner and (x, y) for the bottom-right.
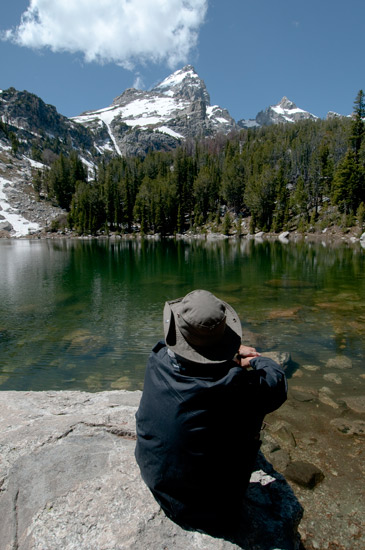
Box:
(0, 220), (13, 232)
(0, 390), (303, 550)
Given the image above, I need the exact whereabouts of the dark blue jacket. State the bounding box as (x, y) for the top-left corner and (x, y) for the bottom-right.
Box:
(135, 341), (287, 530)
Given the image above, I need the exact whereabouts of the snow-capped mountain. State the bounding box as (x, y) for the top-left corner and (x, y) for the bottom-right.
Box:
(73, 66), (237, 156)
(238, 96), (318, 128)
(0, 69), (345, 236)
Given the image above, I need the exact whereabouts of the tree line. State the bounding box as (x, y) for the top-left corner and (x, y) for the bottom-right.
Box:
(33, 91), (365, 235)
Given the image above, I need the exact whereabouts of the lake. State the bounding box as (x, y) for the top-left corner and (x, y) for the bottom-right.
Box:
(1, 237), (364, 398)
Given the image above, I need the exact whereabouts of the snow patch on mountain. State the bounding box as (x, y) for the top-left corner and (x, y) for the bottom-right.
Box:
(0, 176), (40, 236)
(155, 126), (184, 139)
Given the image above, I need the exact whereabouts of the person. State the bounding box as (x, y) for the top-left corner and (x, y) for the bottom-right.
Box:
(135, 289), (287, 535)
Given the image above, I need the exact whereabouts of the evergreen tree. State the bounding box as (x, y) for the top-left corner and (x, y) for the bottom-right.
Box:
(244, 168), (276, 231)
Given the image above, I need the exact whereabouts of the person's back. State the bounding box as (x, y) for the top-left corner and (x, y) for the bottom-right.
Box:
(135, 290), (287, 534)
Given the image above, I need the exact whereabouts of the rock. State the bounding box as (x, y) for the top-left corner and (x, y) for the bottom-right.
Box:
(326, 356), (352, 369)
(360, 232), (365, 241)
(290, 388), (316, 402)
(267, 308), (300, 320)
(284, 461), (324, 489)
(0, 391), (303, 550)
(268, 449), (291, 472)
(0, 221), (13, 232)
(241, 329), (267, 350)
(330, 418), (365, 436)
(302, 364), (320, 372)
(318, 387), (339, 409)
(279, 231), (290, 243)
(323, 373), (342, 385)
(270, 422), (297, 448)
(261, 351), (292, 369)
(343, 395), (365, 414)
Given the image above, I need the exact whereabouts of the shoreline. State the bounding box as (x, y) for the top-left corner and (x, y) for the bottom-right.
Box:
(2, 226), (365, 246)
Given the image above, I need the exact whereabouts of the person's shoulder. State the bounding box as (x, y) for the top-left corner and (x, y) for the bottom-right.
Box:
(151, 340), (167, 354)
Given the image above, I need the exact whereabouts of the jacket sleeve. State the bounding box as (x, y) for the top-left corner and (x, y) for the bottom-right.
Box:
(247, 356), (288, 415)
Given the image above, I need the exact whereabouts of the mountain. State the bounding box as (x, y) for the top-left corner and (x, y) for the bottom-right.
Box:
(0, 88), (96, 236)
(0, 70), (323, 165)
(0, 70), (340, 236)
(0, 87), (96, 164)
(72, 66), (237, 157)
(238, 96), (318, 128)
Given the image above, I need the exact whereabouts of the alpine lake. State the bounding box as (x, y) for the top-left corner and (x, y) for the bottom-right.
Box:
(1, 236), (364, 395)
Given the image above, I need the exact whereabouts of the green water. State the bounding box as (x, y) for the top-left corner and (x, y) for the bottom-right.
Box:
(0, 237), (364, 393)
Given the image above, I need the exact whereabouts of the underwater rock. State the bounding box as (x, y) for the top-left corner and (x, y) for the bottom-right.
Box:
(330, 418), (365, 436)
(325, 356), (352, 369)
(342, 395), (365, 414)
(323, 373), (342, 385)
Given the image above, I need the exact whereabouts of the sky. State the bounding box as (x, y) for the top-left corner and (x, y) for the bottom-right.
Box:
(0, 0), (364, 121)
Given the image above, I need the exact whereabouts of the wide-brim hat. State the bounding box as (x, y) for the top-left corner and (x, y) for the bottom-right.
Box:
(163, 289), (242, 365)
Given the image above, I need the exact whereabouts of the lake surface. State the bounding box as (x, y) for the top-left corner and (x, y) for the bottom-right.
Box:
(0, 237), (364, 397)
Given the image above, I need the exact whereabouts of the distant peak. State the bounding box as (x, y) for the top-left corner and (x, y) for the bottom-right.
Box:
(155, 65), (199, 91)
(277, 97), (297, 110)
(153, 65), (210, 104)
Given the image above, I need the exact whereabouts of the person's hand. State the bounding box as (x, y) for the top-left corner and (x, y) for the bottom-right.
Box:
(234, 345), (261, 369)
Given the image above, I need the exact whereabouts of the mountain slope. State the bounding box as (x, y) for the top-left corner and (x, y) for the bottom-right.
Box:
(0, 88), (96, 164)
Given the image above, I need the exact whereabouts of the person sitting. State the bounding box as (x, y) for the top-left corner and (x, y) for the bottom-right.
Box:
(135, 289), (287, 535)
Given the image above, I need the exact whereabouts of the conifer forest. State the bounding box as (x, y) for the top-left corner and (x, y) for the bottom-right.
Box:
(32, 91), (365, 236)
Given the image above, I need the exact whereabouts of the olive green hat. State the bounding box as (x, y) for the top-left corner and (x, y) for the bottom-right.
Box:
(163, 289), (242, 364)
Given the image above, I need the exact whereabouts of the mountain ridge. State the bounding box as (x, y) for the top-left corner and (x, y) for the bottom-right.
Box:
(71, 66), (322, 156)
(1, 66), (341, 162)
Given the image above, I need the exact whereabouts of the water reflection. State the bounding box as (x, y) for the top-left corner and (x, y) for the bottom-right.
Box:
(0, 238), (364, 393)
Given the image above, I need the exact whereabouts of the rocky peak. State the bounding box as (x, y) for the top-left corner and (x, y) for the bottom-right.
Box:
(254, 96), (318, 127)
(153, 65), (211, 104)
(277, 96), (297, 110)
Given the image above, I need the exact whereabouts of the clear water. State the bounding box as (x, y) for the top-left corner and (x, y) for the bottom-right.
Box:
(0, 237), (364, 393)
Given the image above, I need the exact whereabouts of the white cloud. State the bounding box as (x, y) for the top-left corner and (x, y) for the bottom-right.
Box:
(4, 0), (208, 68)
(133, 75), (145, 90)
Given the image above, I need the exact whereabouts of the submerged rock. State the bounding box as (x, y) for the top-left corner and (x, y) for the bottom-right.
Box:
(318, 386), (339, 409)
(326, 355), (352, 369)
(343, 395), (365, 414)
(330, 418), (365, 436)
(290, 388), (316, 402)
(302, 364), (320, 372)
(323, 372), (342, 385)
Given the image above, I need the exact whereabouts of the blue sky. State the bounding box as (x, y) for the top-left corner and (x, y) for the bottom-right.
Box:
(0, 0), (364, 121)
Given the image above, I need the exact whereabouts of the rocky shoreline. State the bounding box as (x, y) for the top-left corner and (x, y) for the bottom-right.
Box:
(0, 384), (364, 550)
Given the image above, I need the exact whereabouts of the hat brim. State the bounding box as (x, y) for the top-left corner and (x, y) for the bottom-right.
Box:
(163, 297), (242, 365)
